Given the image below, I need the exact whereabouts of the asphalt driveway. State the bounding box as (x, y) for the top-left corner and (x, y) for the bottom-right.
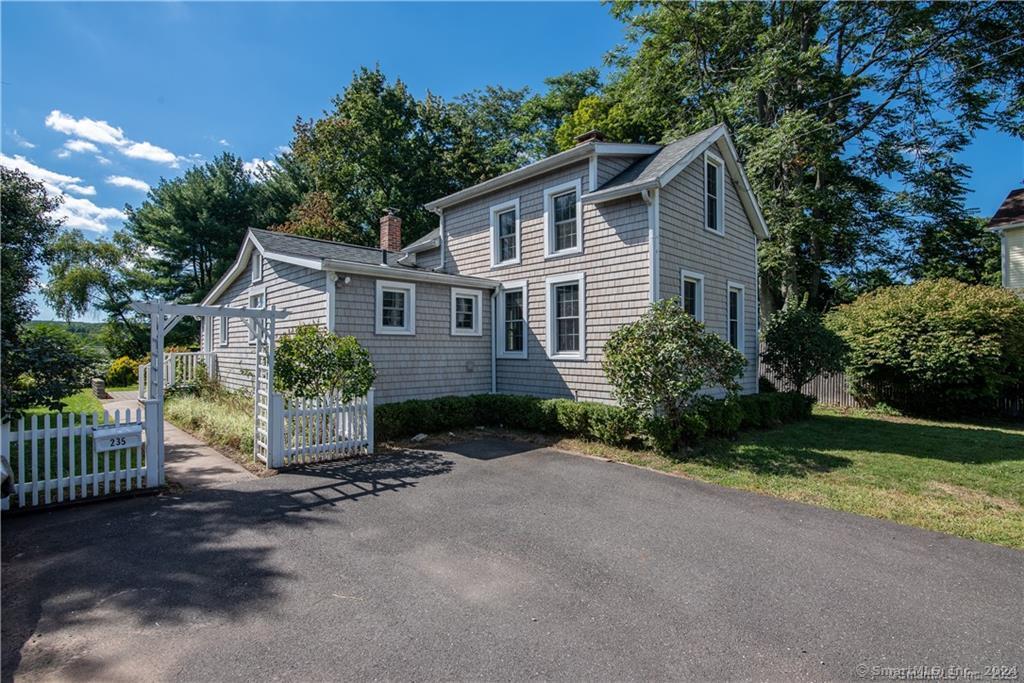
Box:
(3, 438), (1021, 681)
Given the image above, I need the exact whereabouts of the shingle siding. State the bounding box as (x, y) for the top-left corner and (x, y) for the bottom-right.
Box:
(658, 154), (759, 394)
(441, 158), (650, 403)
(597, 155), (642, 186)
(333, 273), (492, 403)
(1005, 226), (1024, 291)
(203, 255), (328, 393)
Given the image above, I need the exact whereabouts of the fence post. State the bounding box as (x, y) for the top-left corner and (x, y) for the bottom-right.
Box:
(143, 398), (164, 487)
(268, 392), (284, 469)
(0, 422), (9, 510)
(366, 388), (375, 454)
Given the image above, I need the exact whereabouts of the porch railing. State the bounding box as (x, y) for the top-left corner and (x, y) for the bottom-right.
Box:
(138, 352), (217, 399)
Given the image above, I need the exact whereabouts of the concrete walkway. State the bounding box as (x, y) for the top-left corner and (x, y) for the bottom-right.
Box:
(103, 391), (254, 489)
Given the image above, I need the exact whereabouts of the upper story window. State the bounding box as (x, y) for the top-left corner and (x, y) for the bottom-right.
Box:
(219, 315), (229, 347)
(489, 199), (520, 267)
(451, 288), (482, 336)
(376, 280), (416, 335)
(546, 273), (586, 360)
(499, 280), (527, 359)
(544, 179), (583, 258)
(727, 282), (744, 350)
(251, 252), (264, 283)
(705, 152), (725, 235)
(681, 270), (704, 322)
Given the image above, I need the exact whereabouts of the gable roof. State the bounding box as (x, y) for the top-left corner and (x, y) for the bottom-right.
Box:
(403, 227), (440, 252)
(582, 124), (769, 240)
(988, 188), (1024, 230)
(201, 228), (495, 306)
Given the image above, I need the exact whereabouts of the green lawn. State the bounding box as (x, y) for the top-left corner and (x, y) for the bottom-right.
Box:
(556, 406), (1024, 550)
(24, 388), (103, 417)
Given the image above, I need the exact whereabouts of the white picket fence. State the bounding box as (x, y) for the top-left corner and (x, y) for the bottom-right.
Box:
(2, 407), (160, 510)
(139, 352), (217, 399)
(272, 389), (374, 468)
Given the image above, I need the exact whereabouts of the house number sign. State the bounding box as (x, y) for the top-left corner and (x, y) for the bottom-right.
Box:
(92, 424), (143, 452)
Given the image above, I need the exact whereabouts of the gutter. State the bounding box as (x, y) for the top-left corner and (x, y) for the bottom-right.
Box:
(322, 259), (498, 290)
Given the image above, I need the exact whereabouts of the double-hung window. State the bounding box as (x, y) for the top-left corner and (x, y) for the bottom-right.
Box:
(490, 199), (520, 267)
(376, 280), (416, 335)
(451, 288), (482, 336)
(218, 315), (229, 347)
(705, 152), (725, 235)
(544, 179), (582, 258)
(727, 282), (744, 350)
(681, 270), (704, 322)
(251, 252), (264, 283)
(546, 273), (585, 360)
(247, 290), (265, 344)
(499, 280), (527, 358)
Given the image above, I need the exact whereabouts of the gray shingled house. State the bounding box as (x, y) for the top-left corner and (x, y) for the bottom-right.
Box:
(199, 124), (770, 404)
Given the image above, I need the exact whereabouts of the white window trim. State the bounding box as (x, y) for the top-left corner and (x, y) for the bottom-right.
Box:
(375, 280), (416, 335)
(498, 280), (528, 359)
(450, 288), (483, 337)
(251, 252), (264, 283)
(218, 315), (229, 347)
(704, 151), (725, 236)
(545, 272), (586, 361)
(543, 179), (583, 259)
(727, 281), (745, 351)
(247, 286), (267, 345)
(680, 269), (705, 322)
(489, 198), (521, 268)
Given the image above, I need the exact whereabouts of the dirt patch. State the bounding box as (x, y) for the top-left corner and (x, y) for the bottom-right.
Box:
(926, 481), (1022, 512)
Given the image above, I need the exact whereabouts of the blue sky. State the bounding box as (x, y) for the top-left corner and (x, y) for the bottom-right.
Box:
(3, 2), (1021, 321)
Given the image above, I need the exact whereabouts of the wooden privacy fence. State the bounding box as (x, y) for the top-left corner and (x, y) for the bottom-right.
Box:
(2, 407), (162, 510)
(265, 389), (375, 468)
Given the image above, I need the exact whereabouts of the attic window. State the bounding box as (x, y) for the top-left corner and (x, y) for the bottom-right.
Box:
(251, 252), (264, 283)
(704, 152), (725, 235)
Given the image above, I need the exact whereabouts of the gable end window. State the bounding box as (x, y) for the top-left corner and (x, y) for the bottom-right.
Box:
(489, 199), (521, 267)
(251, 252), (264, 283)
(451, 288), (482, 336)
(247, 290), (266, 344)
(544, 179), (583, 258)
(545, 273), (586, 360)
(727, 283), (744, 351)
(376, 280), (416, 335)
(219, 315), (229, 347)
(681, 270), (704, 322)
(499, 280), (528, 359)
(704, 152), (725, 235)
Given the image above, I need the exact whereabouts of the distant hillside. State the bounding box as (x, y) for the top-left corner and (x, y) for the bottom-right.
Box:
(29, 320), (107, 353)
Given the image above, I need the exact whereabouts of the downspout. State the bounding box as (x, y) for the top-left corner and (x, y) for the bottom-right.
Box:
(642, 188), (660, 302)
(439, 209), (447, 272)
(490, 288), (497, 394)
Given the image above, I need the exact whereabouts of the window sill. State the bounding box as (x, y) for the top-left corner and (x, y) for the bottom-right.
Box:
(549, 352), (586, 361)
(497, 351), (528, 360)
(703, 227), (725, 237)
(490, 258), (521, 270)
(451, 329), (482, 337)
(375, 328), (415, 336)
(543, 247), (583, 261)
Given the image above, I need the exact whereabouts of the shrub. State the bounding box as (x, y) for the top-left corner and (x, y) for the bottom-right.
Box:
(106, 355), (142, 386)
(761, 297), (846, 390)
(275, 325), (376, 401)
(2, 323), (101, 420)
(165, 389), (253, 453)
(826, 279), (1024, 414)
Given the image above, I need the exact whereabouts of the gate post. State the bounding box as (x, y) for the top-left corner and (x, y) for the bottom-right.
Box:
(143, 399), (164, 486)
(366, 388), (375, 454)
(268, 392), (284, 468)
(1, 422), (10, 510)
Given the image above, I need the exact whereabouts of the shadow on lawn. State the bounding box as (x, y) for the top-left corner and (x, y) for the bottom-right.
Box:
(690, 443), (853, 477)
(0, 449), (454, 682)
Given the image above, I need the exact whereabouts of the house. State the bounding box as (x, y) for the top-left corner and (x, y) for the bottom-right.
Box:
(988, 188), (1024, 295)
(200, 123), (770, 404)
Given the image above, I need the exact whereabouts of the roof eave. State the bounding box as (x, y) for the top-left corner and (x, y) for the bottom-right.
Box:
(581, 179), (659, 205)
(988, 220), (1024, 232)
(324, 259), (498, 289)
(403, 237), (441, 254)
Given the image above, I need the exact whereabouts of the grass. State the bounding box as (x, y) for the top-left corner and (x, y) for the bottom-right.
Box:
(550, 406), (1024, 550)
(24, 388), (103, 416)
(165, 390), (254, 455)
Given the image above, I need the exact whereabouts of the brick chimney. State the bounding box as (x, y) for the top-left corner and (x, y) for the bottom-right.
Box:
(379, 210), (402, 253)
(575, 129), (605, 145)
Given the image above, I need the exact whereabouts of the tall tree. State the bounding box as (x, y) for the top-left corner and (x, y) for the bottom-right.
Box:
(558, 1), (1024, 311)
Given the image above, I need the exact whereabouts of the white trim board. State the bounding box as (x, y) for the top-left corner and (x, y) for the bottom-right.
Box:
(543, 178), (583, 260)
(497, 280), (528, 359)
(545, 272), (587, 361)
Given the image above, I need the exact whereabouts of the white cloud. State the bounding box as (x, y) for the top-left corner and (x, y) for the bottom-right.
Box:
(0, 153), (124, 233)
(66, 183), (97, 196)
(120, 140), (178, 165)
(95, 155), (112, 165)
(64, 139), (100, 154)
(45, 109), (181, 166)
(45, 110), (125, 146)
(106, 175), (150, 192)
(218, 138), (230, 146)
(243, 157), (276, 178)
(7, 129), (36, 149)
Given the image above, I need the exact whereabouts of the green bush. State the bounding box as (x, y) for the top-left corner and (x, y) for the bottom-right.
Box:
(826, 279), (1024, 414)
(275, 325), (376, 401)
(373, 392), (811, 451)
(761, 297), (846, 390)
(106, 355), (142, 386)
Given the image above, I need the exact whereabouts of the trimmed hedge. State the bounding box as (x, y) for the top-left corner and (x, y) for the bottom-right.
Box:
(375, 392), (814, 449)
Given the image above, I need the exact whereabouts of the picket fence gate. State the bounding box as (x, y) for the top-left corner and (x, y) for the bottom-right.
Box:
(268, 389), (375, 468)
(2, 407), (162, 510)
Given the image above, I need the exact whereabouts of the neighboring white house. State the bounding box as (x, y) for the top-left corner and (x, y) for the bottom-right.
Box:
(988, 188), (1024, 296)
(200, 123), (770, 404)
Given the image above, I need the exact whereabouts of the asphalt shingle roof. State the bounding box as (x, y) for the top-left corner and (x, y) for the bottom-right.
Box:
(249, 228), (409, 268)
(403, 228), (439, 251)
(594, 125), (724, 195)
(989, 188), (1024, 228)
